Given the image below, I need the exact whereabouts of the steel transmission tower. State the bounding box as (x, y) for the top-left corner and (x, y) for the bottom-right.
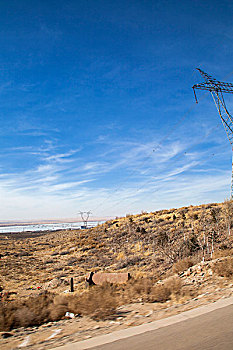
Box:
(78, 211), (92, 229)
(192, 68), (233, 199)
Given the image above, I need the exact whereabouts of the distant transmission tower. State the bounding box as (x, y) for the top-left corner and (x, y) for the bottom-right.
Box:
(192, 68), (233, 199)
(78, 211), (92, 229)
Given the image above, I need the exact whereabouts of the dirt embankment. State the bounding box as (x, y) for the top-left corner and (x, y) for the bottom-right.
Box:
(1, 256), (233, 349)
(0, 200), (232, 349)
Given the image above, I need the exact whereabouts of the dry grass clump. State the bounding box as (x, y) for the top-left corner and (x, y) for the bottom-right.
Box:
(120, 276), (193, 304)
(0, 286), (119, 331)
(212, 249), (233, 259)
(0, 276), (194, 331)
(125, 278), (155, 302)
(116, 256), (142, 269)
(150, 284), (171, 303)
(213, 257), (233, 278)
(149, 276), (197, 303)
(68, 284), (118, 320)
(172, 257), (195, 274)
(151, 277), (182, 302)
(0, 293), (57, 331)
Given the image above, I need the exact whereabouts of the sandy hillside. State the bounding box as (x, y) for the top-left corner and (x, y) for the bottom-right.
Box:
(0, 200), (233, 349)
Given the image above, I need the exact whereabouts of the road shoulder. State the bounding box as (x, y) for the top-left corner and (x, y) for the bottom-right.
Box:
(54, 296), (233, 350)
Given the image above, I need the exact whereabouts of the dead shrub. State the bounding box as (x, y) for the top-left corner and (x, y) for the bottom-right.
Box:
(44, 259), (55, 264)
(151, 277), (182, 303)
(213, 257), (233, 278)
(178, 285), (197, 299)
(172, 257), (194, 274)
(68, 283), (118, 320)
(116, 256), (142, 269)
(15, 307), (35, 327)
(51, 252), (59, 256)
(212, 249), (233, 259)
(156, 231), (199, 264)
(49, 304), (68, 321)
(121, 276), (183, 303)
(151, 284), (171, 302)
(0, 293), (55, 331)
(49, 295), (68, 321)
(60, 251), (69, 256)
(67, 257), (78, 266)
(165, 276), (182, 294)
(0, 284), (119, 331)
(130, 278), (154, 301)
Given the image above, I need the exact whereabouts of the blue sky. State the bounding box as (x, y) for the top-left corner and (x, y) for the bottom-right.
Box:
(0, 0), (233, 220)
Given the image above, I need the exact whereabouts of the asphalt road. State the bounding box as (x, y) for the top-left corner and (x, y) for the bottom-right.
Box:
(55, 298), (233, 350)
(92, 304), (233, 350)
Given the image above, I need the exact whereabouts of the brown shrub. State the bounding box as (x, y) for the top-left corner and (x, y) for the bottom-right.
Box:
(0, 274), (197, 331)
(49, 295), (69, 321)
(213, 257), (233, 278)
(179, 285), (197, 299)
(0, 285), (119, 331)
(14, 307), (35, 327)
(212, 249), (233, 259)
(172, 257), (195, 274)
(151, 277), (182, 303)
(151, 284), (171, 302)
(114, 276), (184, 304)
(116, 256), (142, 269)
(68, 284), (118, 320)
(126, 278), (155, 302)
(0, 293), (55, 331)
(49, 304), (67, 321)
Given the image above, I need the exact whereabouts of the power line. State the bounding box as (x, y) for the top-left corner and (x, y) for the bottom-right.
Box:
(92, 69), (233, 215)
(193, 68), (233, 198)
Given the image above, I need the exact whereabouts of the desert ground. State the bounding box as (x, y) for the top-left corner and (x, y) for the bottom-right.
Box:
(0, 200), (233, 349)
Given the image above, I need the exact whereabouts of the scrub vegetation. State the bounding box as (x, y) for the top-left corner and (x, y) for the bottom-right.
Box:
(0, 200), (233, 331)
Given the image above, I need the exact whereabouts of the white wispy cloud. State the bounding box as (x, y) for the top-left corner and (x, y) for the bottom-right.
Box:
(0, 130), (231, 220)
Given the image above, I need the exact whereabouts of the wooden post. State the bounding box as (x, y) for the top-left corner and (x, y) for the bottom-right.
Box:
(70, 277), (74, 292)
